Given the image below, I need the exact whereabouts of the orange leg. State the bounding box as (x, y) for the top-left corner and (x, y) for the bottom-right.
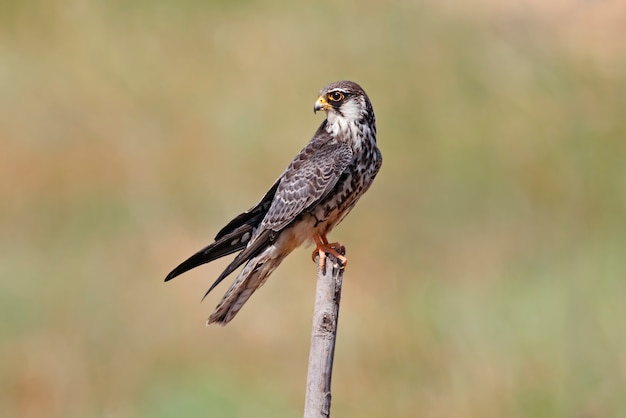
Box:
(312, 234), (347, 270)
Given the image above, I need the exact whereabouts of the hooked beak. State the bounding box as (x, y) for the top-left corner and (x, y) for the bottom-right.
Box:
(313, 96), (330, 113)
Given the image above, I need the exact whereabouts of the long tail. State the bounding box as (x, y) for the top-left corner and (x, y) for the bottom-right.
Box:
(207, 245), (290, 326)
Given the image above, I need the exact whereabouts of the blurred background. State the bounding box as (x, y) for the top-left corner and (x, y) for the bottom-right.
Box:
(1, 0), (625, 417)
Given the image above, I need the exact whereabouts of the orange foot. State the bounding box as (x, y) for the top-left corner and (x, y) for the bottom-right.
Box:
(311, 234), (347, 270)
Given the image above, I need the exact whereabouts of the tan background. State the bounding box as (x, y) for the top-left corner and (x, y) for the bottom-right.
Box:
(2, 0), (625, 417)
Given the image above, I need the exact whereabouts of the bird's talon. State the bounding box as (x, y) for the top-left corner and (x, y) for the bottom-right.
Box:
(312, 235), (347, 270)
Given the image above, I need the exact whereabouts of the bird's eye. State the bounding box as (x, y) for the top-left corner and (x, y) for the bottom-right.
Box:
(328, 91), (344, 102)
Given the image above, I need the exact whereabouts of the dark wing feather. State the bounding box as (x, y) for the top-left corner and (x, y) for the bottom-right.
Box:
(260, 135), (353, 233)
(164, 228), (249, 282)
(164, 181), (279, 282)
(214, 180), (279, 240)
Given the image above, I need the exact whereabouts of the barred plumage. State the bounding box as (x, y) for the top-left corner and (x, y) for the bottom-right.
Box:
(165, 80), (382, 325)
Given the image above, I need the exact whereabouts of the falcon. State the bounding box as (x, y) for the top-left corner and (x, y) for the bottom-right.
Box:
(165, 80), (382, 325)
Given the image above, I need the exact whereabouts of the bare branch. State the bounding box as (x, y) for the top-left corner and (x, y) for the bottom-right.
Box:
(303, 251), (345, 418)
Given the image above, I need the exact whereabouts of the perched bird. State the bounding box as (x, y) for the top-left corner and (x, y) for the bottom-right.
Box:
(165, 80), (382, 325)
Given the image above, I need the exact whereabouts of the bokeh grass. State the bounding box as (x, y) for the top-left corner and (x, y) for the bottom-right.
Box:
(1, 1), (625, 417)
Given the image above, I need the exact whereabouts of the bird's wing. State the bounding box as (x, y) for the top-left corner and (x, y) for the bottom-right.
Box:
(164, 227), (259, 282)
(213, 180), (279, 240)
(166, 131), (352, 290)
(164, 182), (279, 282)
(260, 138), (354, 233)
(200, 138), (352, 297)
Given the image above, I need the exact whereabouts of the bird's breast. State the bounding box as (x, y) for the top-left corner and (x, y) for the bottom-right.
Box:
(311, 138), (381, 234)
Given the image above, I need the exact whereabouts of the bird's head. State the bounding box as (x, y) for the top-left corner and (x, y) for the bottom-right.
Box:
(313, 80), (373, 125)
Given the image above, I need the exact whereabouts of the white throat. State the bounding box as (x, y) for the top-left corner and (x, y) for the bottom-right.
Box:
(324, 98), (364, 139)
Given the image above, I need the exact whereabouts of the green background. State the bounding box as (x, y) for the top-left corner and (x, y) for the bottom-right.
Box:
(2, 1), (625, 417)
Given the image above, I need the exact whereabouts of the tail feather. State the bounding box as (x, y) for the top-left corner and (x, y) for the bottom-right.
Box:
(207, 247), (290, 326)
(201, 230), (273, 300)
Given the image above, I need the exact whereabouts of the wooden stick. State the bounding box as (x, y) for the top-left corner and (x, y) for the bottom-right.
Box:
(303, 250), (346, 418)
